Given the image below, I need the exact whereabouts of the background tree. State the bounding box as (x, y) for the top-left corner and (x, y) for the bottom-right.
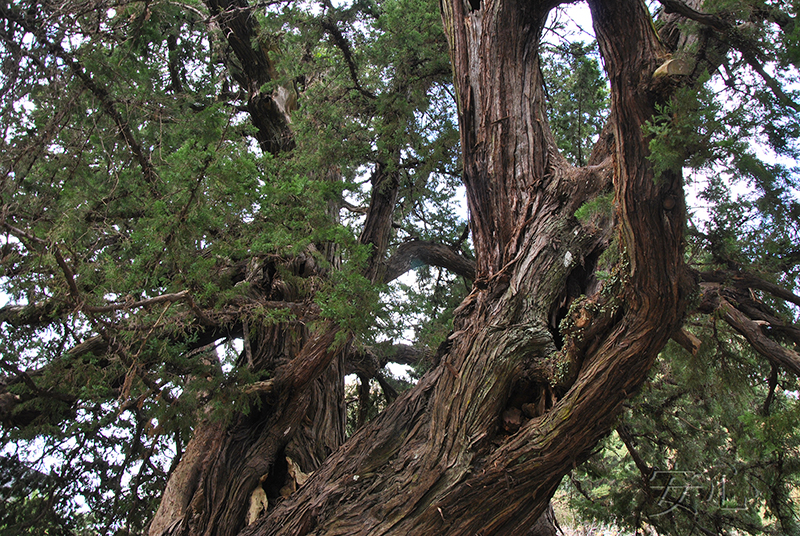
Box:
(0, 0), (799, 535)
(542, 39), (609, 166)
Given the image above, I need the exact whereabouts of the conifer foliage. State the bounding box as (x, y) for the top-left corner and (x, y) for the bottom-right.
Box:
(0, 0), (799, 534)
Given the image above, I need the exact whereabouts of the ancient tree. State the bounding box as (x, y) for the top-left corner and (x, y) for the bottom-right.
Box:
(1, 0), (799, 534)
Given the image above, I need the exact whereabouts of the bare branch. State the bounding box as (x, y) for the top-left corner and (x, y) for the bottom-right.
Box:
(341, 200), (368, 214)
(616, 423), (652, 481)
(717, 294), (800, 377)
(242, 379), (276, 396)
(671, 327), (702, 356)
(700, 269), (800, 309)
(85, 290), (192, 314)
(383, 240), (476, 283)
(345, 343), (430, 377)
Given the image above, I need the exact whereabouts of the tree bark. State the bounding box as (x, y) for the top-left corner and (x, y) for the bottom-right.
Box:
(235, 0), (694, 534)
(154, 0), (699, 533)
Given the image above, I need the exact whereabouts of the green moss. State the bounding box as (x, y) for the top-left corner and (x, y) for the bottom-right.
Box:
(574, 192), (614, 223)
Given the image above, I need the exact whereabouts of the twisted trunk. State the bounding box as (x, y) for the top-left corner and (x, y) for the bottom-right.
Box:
(235, 0), (693, 534)
(154, 0), (696, 533)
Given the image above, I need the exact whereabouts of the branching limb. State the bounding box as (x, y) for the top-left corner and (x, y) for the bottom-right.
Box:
(658, 0), (800, 112)
(700, 285), (800, 377)
(0, 359), (77, 405)
(0, 220), (81, 309)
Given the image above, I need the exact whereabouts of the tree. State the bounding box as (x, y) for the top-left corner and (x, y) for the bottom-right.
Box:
(542, 39), (608, 166)
(1, 0), (799, 535)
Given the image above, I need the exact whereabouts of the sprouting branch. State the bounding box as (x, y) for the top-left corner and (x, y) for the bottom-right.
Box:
(671, 327), (702, 356)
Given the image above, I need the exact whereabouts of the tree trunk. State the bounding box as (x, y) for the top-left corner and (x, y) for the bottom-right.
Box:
(153, 0), (696, 534)
(229, 0), (694, 534)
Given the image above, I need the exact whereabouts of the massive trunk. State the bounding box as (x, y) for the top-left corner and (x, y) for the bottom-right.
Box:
(152, 0), (695, 534)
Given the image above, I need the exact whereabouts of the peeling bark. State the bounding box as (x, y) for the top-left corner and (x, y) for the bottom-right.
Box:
(236, 0), (694, 534)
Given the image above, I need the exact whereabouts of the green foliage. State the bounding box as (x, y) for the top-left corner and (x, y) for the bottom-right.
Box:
(0, 455), (95, 535)
(542, 40), (609, 166)
(566, 323), (800, 535)
(0, 0), (461, 529)
(644, 72), (745, 181)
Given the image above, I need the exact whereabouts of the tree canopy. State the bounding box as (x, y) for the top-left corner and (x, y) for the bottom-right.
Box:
(1, 0), (800, 534)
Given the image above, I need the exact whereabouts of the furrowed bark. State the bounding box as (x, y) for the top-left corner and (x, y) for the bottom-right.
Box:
(239, 0), (693, 534)
(205, 0), (295, 154)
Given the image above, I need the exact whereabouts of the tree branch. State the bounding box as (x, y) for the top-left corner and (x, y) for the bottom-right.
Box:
(204, 0), (295, 154)
(383, 240), (476, 283)
(714, 293), (800, 377)
(671, 327), (702, 356)
(658, 0), (800, 112)
(616, 423), (652, 481)
(699, 269), (800, 309)
(345, 343), (430, 377)
(0, 301), (66, 329)
(84, 290), (192, 314)
(340, 200), (368, 214)
(319, 16), (376, 100)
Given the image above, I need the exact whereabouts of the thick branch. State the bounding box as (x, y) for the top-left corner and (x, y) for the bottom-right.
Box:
(700, 269), (800, 309)
(345, 343), (430, 377)
(383, 240), (476, 283)
(205, 0), (295, 153)
(718, 295), (800, 377)
(671, 327), (702, 356)
(359, 163), (401, 282)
